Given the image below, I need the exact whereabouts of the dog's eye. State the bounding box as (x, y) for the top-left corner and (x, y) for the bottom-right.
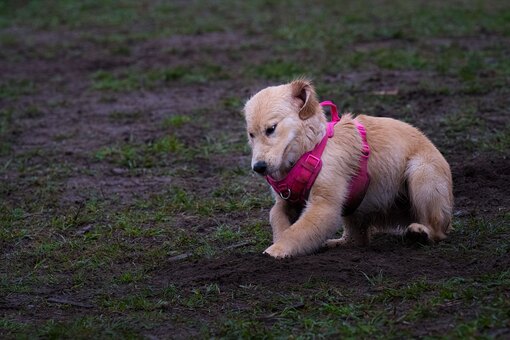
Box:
(266, 124), (277, 136)
(249, 133), (255, 139)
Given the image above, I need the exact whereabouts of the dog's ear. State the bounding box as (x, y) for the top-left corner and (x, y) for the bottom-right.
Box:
(291, 79), (319, 120)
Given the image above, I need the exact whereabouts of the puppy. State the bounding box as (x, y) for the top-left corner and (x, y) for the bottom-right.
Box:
(243, 79), (453, 259)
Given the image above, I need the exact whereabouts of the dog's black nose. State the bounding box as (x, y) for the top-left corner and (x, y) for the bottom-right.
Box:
(253, 161), (267, 174)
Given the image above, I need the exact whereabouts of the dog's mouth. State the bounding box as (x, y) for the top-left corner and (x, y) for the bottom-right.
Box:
(281, 142), (298, 172)
(254, 135), (299, 180)
(265, 151), (297, 181)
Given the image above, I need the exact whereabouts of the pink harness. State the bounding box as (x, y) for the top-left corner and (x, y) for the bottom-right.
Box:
(265, 101), (370, 216)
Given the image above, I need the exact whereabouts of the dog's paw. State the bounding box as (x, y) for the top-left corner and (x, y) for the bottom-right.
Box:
(324, 238), (347, 248)
(263, 242), (293, 259)
(405, 223), (431, 245)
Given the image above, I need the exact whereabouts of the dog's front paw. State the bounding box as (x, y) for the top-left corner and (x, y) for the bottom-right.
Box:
(263, 242), (294, 259)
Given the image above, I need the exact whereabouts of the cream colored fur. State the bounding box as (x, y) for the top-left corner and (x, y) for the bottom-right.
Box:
(243, 79), (453, 259)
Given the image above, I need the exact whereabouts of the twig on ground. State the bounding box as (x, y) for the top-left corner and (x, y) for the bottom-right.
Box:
(169, 253), (192, 262)
(225, 240), (256, 250)
(75, 225), (93, 236)
(373, 89), (399, 96)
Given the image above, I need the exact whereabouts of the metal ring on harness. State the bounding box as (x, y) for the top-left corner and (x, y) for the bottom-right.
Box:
(279, 188), (291, 200)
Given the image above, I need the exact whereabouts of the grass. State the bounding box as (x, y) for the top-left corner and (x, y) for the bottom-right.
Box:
(0, 79), (35, 99)
(163, 184), (271, 218)
(94, 134), (188, 168)
(200, 269), (510, 338)
(36, 317), (141, 339)
(93, 118), (249, 169)
(437, 106), (510, 154)
(250, 60), (306, 81)
(91, 64), (229, 91)
(1, 0), (510, 338)
(441, 109), (484, 135)
(0, 109), (13, 136)
(484, 125), (510, 153)
(162, 115), (191, 128)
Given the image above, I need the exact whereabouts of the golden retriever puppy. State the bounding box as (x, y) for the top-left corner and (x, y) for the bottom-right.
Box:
(243, 79), (453, 259)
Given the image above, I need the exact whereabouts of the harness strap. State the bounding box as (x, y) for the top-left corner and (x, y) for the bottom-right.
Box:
(265, 101), (370, 215)
(342, 120), (370, 216)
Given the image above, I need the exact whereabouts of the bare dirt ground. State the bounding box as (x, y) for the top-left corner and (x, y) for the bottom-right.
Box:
(1, 1), (509, 338)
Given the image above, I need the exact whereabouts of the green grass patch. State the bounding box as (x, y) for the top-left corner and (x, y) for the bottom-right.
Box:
(81, 33), (135, 56)
(150, 135), (185, 153)
(0, 1), (275, 35)
(483, 125), (510, 153)
(0, 318), (29, 333)
(94, 135), (186, 168)
(162, 115), (191, 128)
(437, 108), (510, 155)
(115, 270), (148, 284)
(222, 96), (244, 112)
(0, 108), (13, 136)
(441, 109), (484, 135)
(93, 127), (248, 169)
(36, 316), (141, 338)
(251, 60), (306, 81)
(204, 270), (510, 338)
(328, 47), (429, 72)
(91, 64), (228, 92)
(166, 185), (272, 217)
(213, 224), (242, 244)
(0, 79), (35, 99)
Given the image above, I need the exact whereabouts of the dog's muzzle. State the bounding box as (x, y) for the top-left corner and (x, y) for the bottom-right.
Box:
(253, 161), (268, 175)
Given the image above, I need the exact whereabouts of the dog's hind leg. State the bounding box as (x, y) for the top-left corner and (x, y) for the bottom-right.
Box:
(325, 221), (369, 247)
(404, 155), (453, 242)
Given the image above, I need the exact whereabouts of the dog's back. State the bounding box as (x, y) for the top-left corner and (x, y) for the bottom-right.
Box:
(326, 114), (453, 243)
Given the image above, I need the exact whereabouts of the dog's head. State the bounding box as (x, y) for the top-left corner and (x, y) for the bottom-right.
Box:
(243, 79), (325, 180)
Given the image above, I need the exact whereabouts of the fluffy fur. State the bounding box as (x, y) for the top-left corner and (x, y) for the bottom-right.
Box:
(243, 79), (453, 259)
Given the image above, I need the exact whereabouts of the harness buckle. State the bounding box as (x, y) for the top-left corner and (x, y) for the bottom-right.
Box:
(279, 188), (291, 200)
(305, 154), (321, 169)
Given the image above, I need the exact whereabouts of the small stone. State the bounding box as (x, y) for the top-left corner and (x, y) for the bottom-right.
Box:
(76, 225), (93, 235)
(111, 168), (126, 175)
